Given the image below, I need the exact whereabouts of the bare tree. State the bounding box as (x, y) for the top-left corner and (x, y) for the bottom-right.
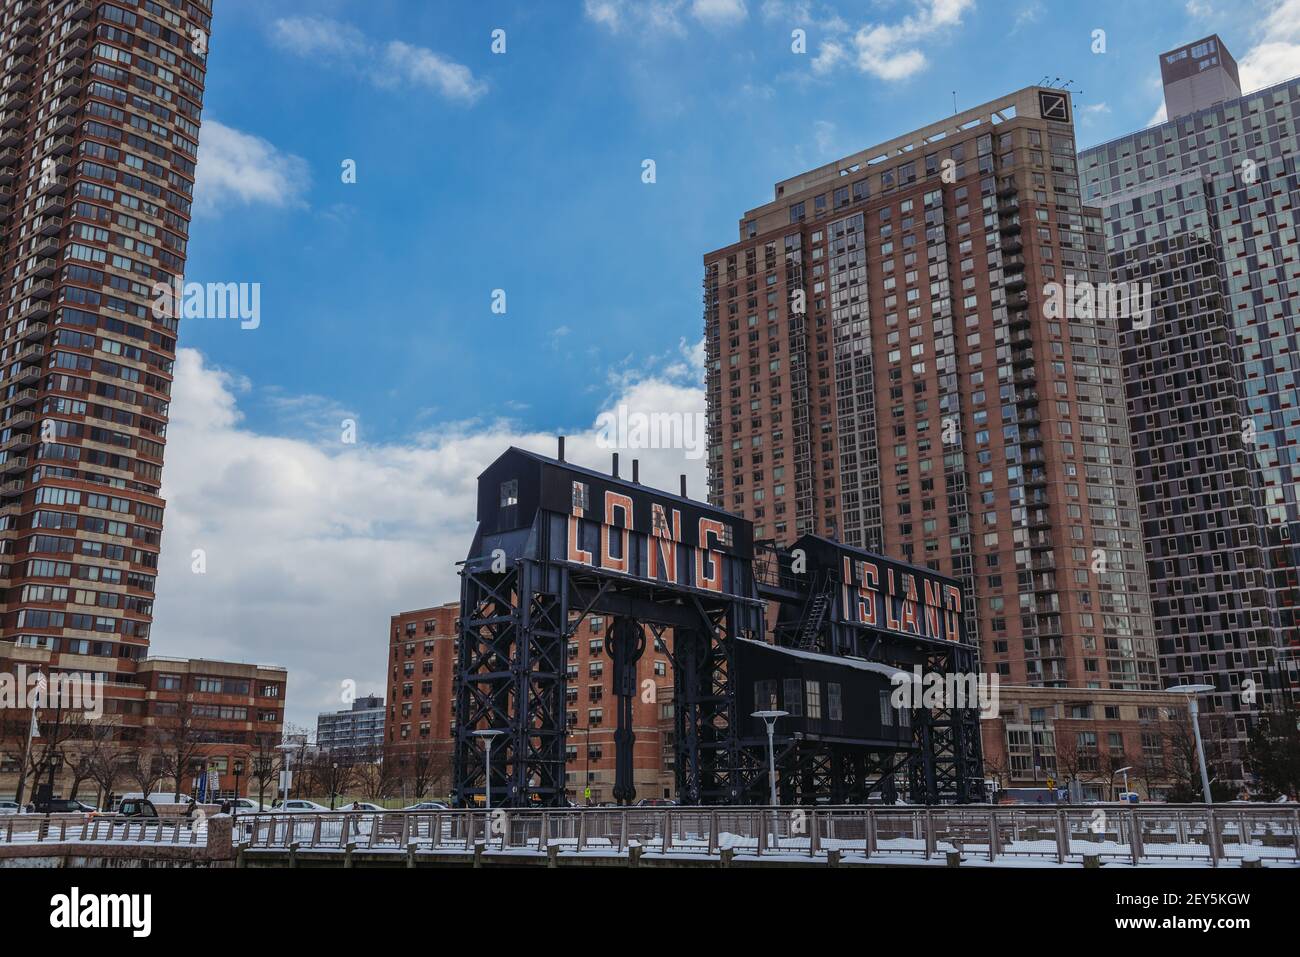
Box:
(155, 698), (207, 800)
(124, 730), (168, 798)
(1097, 747), (1138, 802)
(81, 718), (127, 808)
(249, 733), (281, 809)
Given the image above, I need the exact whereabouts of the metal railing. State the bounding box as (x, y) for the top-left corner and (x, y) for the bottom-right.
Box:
(1, 815), (206, 847)
(239, 804), (1300, 867)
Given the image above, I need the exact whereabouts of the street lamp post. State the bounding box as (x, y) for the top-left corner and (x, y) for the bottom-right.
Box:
(568, 726), (592, 805)
(472, 729), (506, 810)
(232, 760), (244, 821)
(1116, 765), (1133, 802)
(330, 762), (339, 810)
(1168, 684), (1216, 804)
(751, 711), (789, 806)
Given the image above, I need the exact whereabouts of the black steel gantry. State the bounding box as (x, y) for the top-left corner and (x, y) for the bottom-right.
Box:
(453, 445), (983, 808)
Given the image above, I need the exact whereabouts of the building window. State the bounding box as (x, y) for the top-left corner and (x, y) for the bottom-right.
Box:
(805, 680), (822, 720)
(782, 678), (803, 717)
(827, 683), (842, 722)
(500, 479), (519, 507)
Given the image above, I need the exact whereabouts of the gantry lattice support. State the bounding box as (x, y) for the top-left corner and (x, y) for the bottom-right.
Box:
(907, 642), (985, 805)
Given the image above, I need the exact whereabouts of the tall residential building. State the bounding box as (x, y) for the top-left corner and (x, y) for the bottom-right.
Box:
(0, 1), (210, 718)
(316, 694), (385, 762)
(1079, 36), (1300, 779)
(703, 86), (1159, 699)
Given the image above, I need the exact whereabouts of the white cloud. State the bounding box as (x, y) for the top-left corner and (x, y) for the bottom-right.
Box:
(691, 0), (749, 25)
(270, 16), (487, 104)
(1240, 41), (1300, 91)
(193, 120), (311, 216)
(804, 0), (974, 82)
(813, 118), (838, 155)
(584, 0), (749, 35)
(153, 348), (708, 726)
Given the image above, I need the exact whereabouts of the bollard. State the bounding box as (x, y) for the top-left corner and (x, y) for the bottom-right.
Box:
(344, 840), (356, 868)
(946, 850), (962, 868)
(719, 847), (735, 869)
(1241, 855), (1261, 869)
(473, 840), (485, 868)
(827, 848), (842, 868)
(1082, 853), (1102, 870)
(288, 840), (300, 868)
(629, 844), (643, 868)
(547, 843), (560, 869)
(407, 841), (418, 869)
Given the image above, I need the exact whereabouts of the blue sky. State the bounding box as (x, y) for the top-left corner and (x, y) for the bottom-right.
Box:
(185, 0), (1289, 444)
(159, 0), (1300, 727)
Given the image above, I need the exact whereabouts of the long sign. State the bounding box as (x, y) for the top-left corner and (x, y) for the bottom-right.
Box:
(541, 468), (751, 599)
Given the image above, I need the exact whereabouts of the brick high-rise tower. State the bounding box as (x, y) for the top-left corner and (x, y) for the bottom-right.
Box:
(0, 0), (211, 712)
(703, 86), (1158, 696)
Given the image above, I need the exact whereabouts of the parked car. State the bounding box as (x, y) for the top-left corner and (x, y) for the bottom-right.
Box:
(228, 798), (268, 813)
(342, 802), (384, 812)
(274, 799), (330, 812)
(0, 799), (23, 815)
(635, 798), (677, 807)
(115, 798), (162, 824)
(403, 801), (449, 811)
(34, 798), (96, 815)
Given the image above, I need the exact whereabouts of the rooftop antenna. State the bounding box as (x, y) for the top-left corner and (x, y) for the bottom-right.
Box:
(632, 459), (640, 484)
(611, 453), (619, 479)
(952, 90), (958, 114)
(557, 435), (566, 462)
(680, 475), (688, 498)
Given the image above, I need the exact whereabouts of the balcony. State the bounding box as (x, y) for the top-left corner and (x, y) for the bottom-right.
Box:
(0, 479), (24, 498)
(50, 112), (75, 135)
(0, 432), (32, 453)
(55, 57), (85, 80)
(36, 215), (61, 236)
(24, 279), (53, 300)
(0, 127), (20, 149)
(26, 258), (56, 279)
(0, 109), (23, 130)
(8, 411), (35, 429)
(17, 300), (48, 321)
(2, 62), (34, 94)
(37, 175), (66, 196)
(43, 134), (75, 156)
(33, 235), (58, 257)
(0, 455), (28, 476)
(7, 388), (38, 408)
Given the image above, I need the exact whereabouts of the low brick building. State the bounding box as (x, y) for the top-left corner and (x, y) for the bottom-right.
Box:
(980, 686), (1192, 801)
(0, 657), (286, 806)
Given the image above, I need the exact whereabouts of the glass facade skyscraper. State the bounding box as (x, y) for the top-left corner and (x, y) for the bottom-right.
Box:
(1079, 37), (1300, 779)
